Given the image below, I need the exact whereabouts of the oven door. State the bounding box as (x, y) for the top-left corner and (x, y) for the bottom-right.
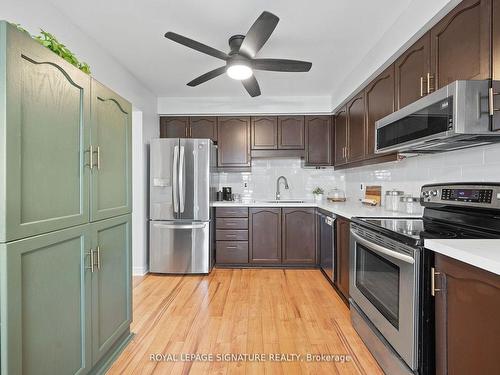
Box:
(349, 225), (419, 370)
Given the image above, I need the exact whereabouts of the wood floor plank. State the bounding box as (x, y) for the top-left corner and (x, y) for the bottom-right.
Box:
(108, 269), (383, 375)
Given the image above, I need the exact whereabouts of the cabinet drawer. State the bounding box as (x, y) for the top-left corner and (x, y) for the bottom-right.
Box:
(216, 230), (248, 241)
(216, 241), (248, 264)
(216, 218), (248, 229)
(216, 207), (249, 218)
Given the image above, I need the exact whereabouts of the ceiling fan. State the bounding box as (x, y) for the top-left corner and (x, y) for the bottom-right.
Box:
(164, 11), (312, 97)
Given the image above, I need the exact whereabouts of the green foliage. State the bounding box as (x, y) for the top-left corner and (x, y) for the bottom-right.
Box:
(312, 187), (324, 195)
(11, 23), (91, 75)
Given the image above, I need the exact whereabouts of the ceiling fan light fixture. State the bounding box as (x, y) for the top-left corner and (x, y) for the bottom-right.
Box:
(226, 64), (253, 80)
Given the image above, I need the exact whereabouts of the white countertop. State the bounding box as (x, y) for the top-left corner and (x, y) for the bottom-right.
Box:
(424, 239), (500, 276)
(211, 200), (422, 219)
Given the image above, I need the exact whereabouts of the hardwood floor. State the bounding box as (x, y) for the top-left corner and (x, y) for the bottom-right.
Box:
(108, 269), (382, 374)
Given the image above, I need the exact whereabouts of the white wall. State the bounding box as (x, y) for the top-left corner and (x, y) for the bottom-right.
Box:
(1, 0), (158, 275)
(343, 144), (500, 203)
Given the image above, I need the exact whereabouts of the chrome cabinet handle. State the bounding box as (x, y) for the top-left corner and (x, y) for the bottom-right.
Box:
(350, 229), (415, 264)
(172, 145), (179, 213)
(431, 267), (441, 296)
(92, 146), (101, 170)
(179, 145), (185, 213)
(489, 87), (500, 116)
(85, 145), (94, 169)
(427, 73), (434, 94)
(95, 246), (101, 270)
(420, 76), (427, 97)
(86, 249), (95, 273)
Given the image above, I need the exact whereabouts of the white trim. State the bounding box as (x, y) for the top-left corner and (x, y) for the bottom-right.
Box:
(133, 266), (149, 276)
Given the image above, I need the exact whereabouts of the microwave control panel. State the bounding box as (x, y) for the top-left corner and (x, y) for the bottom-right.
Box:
(421, 184), (500, 209)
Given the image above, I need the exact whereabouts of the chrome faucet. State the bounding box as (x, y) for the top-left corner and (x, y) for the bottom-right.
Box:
(276, 176), (289, 200)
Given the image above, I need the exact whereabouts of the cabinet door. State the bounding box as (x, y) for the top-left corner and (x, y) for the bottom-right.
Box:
(336, 217), (350, 301)
(217, 117), (251, 168)
(1, 23), (91, 242)
(430, 0), (491, 90)
(434, 254), (500, 375)
(251, 116), (278, 149)
(249, 208), (281, 263)
(0, 225), (92, 375)
(365, 65), (395, 158)
(277, 116), (305, 149)
(347, 94), (366, 162)
(189, 116), (217, 141)
(395, 33), (431, 109)
(305, 115), (333, 166)
(91, 214), (132, 365)
(334, 108), (348, 165)
(282, 208), (316, 264)
(159, 116), (189, 138)
(90, 80), (132, 221)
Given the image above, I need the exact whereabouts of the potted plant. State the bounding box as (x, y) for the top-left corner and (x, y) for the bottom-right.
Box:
(312, 187), (324, 202)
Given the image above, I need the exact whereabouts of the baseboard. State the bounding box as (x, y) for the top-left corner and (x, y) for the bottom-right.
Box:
(91, 330), (134, 375)
(133, 265), (149, 276)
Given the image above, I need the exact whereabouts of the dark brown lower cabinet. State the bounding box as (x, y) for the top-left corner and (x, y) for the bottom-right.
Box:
(249, 208), (282, 263)
(282, 208), (316, 264)
(336, 217), (350, 301)
(434, 253), (500, 375)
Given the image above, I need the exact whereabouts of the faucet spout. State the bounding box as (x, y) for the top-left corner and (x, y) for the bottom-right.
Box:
(276, 176), (289, 201)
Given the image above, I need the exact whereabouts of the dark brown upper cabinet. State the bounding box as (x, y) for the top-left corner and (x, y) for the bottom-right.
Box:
(281, 208), (316, 264)
(278, 116), (305, 149)
(346, 93), (365, 162)
(430, 0), (491, 90)
(159, 117), (189, 138)
(334, 108), (348, 166)
(395, 32), (431, 109)
(249, 208), (282, 264)
(305, 115), (333, 166)
(251, 116), (278, 149)
(190, 116), (218, 141)
(217, 117), (251, 168)
(365, 65), (395, 158)
(434, 253), (500, 375)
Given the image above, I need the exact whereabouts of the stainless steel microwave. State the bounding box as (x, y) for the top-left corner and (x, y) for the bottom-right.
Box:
(375, 80), (500, 154)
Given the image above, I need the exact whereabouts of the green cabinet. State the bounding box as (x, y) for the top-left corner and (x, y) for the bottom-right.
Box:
(0, 215), (131, 375)
(90, 215), (132, 365)
(0, 22), (132, 241)
(0, 22), (91, 243)
(0, 224), (92, 375)
(90, 80), (132, 222)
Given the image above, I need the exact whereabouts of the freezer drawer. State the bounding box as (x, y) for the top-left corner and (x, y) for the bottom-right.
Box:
(149, 221), (211, 274)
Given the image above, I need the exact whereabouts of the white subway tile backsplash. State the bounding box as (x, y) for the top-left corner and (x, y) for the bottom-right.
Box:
(217, 145), (500, 202)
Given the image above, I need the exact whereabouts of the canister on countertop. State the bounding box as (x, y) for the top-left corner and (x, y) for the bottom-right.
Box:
(399, 196), (423, 215)
(385, 190), (405, 211)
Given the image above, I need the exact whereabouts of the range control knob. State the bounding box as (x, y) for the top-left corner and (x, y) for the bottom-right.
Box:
(422, 191), (430, 198)
(430, 189), (439, 197)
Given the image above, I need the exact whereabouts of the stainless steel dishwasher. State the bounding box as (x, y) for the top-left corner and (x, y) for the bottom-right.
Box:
(317, 209), (336, 282)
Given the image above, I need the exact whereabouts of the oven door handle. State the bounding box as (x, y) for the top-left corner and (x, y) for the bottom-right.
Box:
(350, 229), (415, 264)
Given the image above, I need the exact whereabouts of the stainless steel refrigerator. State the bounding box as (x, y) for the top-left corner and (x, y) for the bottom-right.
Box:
(149, 138), (217, 274)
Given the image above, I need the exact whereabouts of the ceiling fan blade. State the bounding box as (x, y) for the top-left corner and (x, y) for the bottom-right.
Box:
(165, 32), (228, 60)
(252, 58), (312, 72)
(239, 11), (279, 58)
(187, 66), (227, 87)
(242, 75), (261, 97)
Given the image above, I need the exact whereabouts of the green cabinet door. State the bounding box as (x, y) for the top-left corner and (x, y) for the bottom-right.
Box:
(90, 80), (132, 221)
(0, 22), (91, 242)
(90, 214), (132, 365)
(0, 224), (92, 375)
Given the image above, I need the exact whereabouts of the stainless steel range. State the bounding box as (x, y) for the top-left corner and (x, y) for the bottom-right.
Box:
(349, 183), (500, 375)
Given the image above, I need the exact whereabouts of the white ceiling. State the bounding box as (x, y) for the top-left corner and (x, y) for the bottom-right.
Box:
(49, 0), (415, 99)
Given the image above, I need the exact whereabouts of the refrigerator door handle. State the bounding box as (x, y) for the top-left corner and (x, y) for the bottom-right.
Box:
(152, 222), (207, 230)
(179, 145), (185, 213)
(173, 145), (179, 213)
